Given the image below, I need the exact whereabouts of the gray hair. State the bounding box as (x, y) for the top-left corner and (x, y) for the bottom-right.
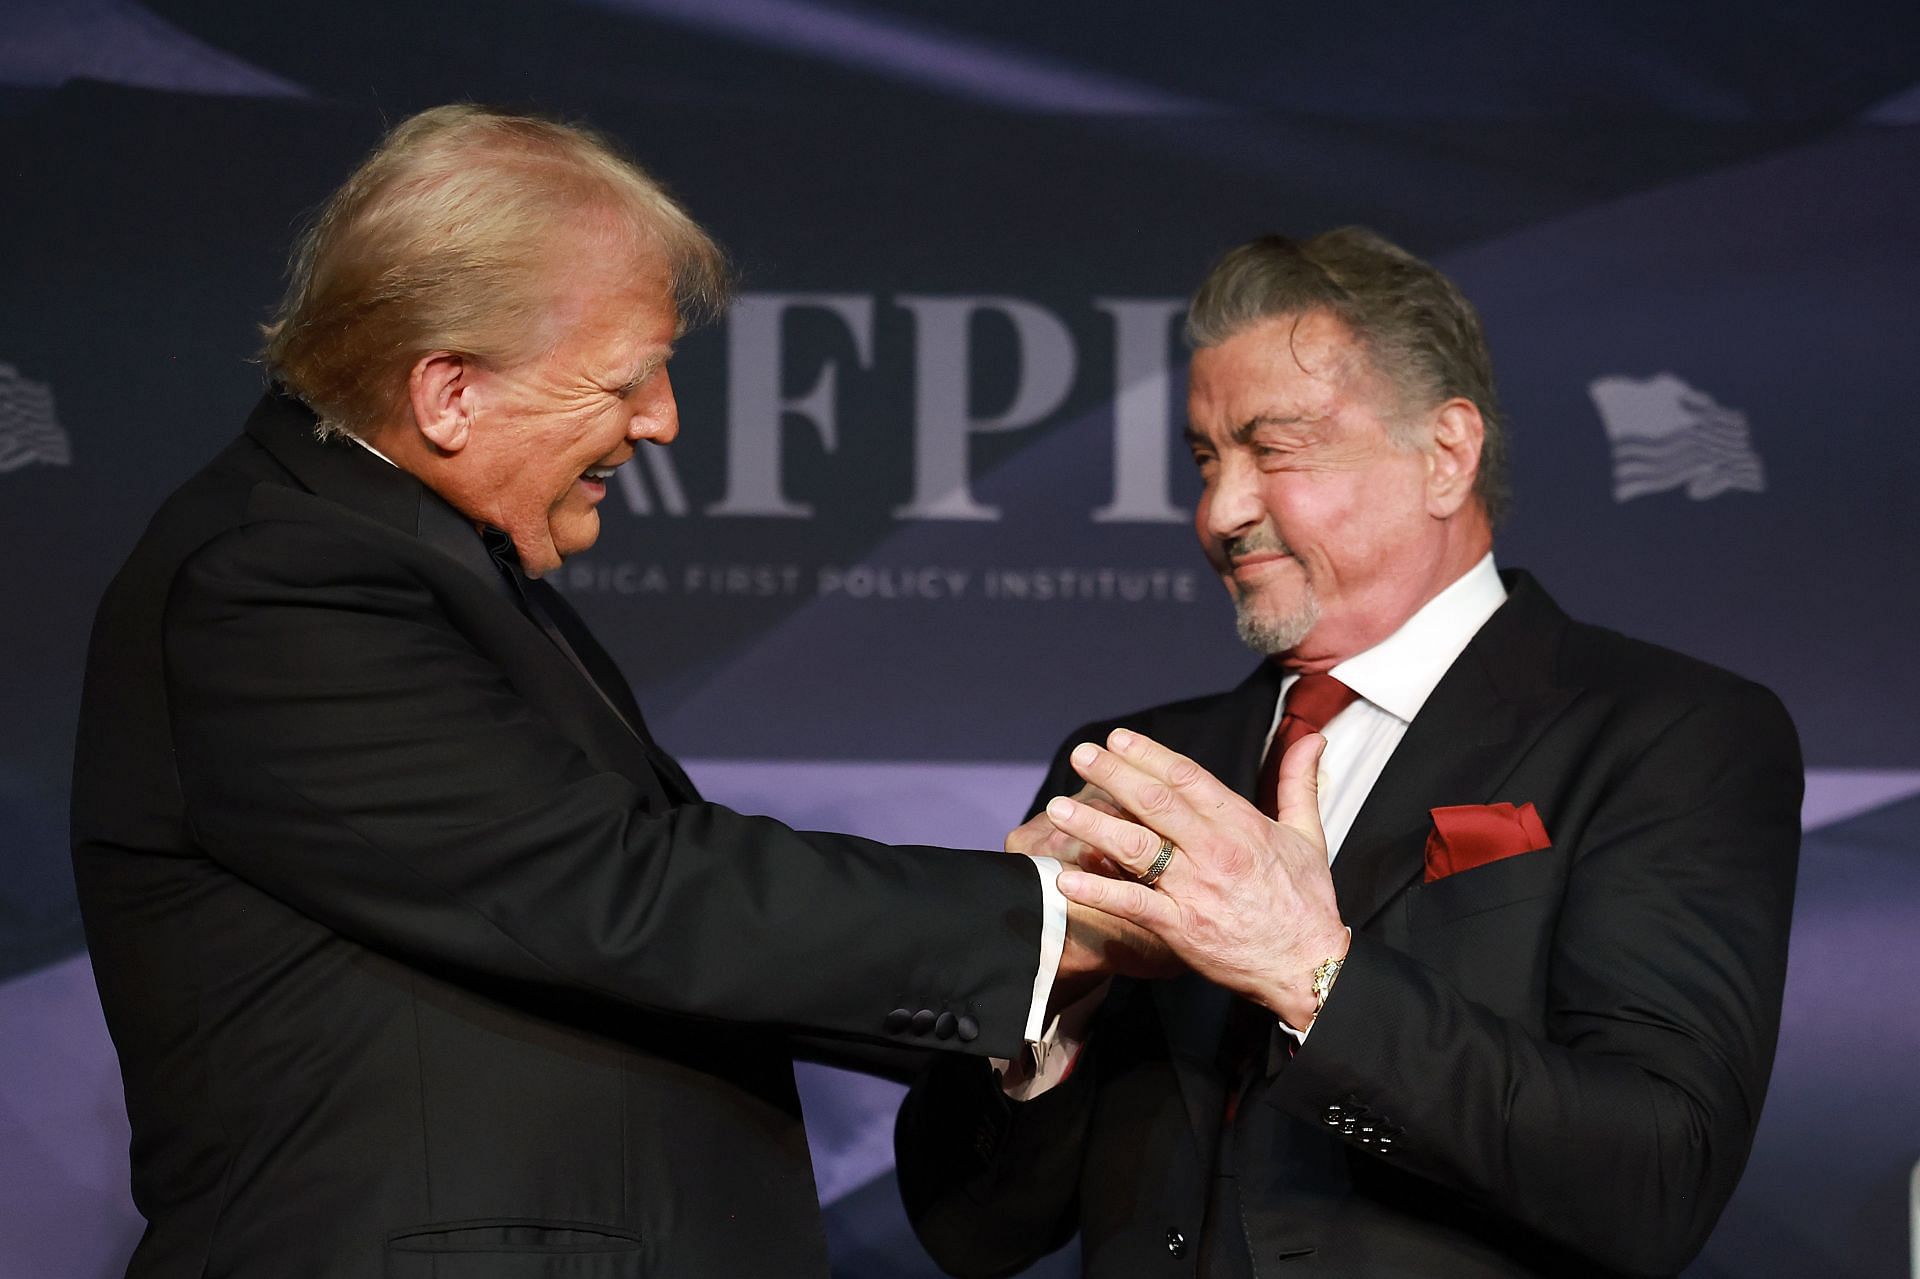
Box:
(1185, 228), (1509, 522)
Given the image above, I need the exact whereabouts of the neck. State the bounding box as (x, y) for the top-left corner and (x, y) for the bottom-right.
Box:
(1280, 518), (1492, 673)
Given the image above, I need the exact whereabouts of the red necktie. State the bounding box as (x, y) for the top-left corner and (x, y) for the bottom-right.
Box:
(1256, 672), (1358, 819)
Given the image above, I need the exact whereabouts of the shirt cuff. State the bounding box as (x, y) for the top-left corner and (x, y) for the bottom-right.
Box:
(996, 977), (1107, 1100)
(1023, 855), (1067, 1043)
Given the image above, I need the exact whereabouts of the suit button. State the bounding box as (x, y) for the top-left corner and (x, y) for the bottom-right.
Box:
(956, 1015), (979, 1042)
(1375, 1132), (1396, 1156)
(911, 1009), (937, 1035)
(885, 1008), (912, 1033)
(1323, 1104), (1345, 1128)
(934, 1011), (958, 1039)
(1165, 1228), (1187, 1258)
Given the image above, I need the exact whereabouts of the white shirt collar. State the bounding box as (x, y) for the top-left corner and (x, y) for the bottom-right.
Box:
(347, 433), (400, 468)
(1322, 553), (1506, 724)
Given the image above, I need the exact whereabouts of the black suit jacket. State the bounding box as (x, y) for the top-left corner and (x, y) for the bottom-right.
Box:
(897, 572), (1801, 1278)
(71, 391), (1046, 1279)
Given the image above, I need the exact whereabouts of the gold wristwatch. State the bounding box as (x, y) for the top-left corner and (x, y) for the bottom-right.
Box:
(1308, 928), (1352, 1022)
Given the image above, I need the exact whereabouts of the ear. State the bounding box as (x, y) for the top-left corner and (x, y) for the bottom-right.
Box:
(406, 352), (475, 455)
(1424, 398), (1484, 519)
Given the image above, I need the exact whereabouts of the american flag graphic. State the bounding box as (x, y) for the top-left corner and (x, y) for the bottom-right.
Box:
(0, 364), (70, 473)
(1587, 373), (1764, 503)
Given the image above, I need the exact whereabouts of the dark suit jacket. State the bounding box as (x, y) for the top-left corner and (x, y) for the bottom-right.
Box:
(897, 572), (1801, 1278)
(71, 391), (1045, 1279)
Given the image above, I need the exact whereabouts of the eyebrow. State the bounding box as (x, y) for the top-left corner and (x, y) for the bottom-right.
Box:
(1184, 414), (1316, 449)
(614, 348), (674, 393)
(1231, 413), (1318, 445)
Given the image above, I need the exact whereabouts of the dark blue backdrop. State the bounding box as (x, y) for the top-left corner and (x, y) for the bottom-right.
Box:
(3, 4), (1917, 1276)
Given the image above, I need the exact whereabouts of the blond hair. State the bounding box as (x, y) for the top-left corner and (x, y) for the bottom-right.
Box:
(262, 104), (730, 437)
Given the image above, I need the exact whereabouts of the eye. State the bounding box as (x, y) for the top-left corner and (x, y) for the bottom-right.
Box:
(1253, 440), (1301, 468)
(616, 354), (673, 400)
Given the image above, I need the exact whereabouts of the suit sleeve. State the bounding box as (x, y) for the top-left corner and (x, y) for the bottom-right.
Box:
(1271, 678), (1802, 1276)
(895, 730), (1111, 1277)
(161, 517), (1043, 1056)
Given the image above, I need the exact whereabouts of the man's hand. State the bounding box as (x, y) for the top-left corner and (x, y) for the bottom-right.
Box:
(1015, 783), (1184, 1010)
(1043, 727), (1348, 1030)
(1051, 897), (1183, 1010)
(1006, 782), (1129, 878)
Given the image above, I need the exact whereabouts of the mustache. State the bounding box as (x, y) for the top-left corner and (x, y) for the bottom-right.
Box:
(1223, 531), (1294, 561)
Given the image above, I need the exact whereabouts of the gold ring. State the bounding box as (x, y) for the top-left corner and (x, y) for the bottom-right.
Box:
(1139, 838), (1177, 889)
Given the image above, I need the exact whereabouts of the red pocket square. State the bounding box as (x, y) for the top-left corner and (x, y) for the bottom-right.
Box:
(1423, 802), (1551, 884)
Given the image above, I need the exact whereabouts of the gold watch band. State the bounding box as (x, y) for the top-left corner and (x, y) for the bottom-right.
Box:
(1308, 927), (1353, 1021)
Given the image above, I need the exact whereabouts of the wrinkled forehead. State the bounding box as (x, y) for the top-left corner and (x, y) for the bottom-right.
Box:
(543, 210), (674, 300)
(527, 238), (678, 355)
(1188, 310), (1374, 421)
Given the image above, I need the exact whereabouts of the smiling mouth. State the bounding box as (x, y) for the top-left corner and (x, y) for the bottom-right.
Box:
(581, 464), (620, 482)
(1228, 551), (1295, 579)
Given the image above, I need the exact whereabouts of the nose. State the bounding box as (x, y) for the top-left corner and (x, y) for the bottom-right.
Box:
(629, 367), (680, 445)
(1201, 453), (1264, 544)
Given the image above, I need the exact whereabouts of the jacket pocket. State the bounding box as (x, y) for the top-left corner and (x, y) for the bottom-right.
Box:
(1408, 843), (1563, 931)
(385, 1219), (644, 1279)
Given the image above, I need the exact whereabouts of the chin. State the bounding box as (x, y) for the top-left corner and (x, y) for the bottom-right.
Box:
(1233, 591), (1319, 657)
(551, 516), (602, 560)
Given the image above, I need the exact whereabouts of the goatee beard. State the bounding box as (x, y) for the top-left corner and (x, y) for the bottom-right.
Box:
(1234, 590), (1319, 656)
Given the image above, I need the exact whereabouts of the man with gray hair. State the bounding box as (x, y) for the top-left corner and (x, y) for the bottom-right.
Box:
(70, 105), (1154, 1279)
(897, 229), (1801, 1277)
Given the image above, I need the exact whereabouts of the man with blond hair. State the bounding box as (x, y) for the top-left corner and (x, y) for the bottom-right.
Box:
(71, 105), (1146, 1278)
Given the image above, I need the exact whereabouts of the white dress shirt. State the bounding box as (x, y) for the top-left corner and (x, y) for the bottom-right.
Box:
(1282, 552), (1508, 864)
(1007, 554), (1507, 1095)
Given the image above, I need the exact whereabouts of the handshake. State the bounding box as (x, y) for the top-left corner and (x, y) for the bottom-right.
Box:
(1015, 727), (1352, 1034)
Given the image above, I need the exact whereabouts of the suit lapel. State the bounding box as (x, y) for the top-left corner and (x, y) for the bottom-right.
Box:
(1194, 661), (1288, 803)
(1332, 572), (1579, 931)
(243, 391), (691, 802)
(529, 578), (701, 803)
